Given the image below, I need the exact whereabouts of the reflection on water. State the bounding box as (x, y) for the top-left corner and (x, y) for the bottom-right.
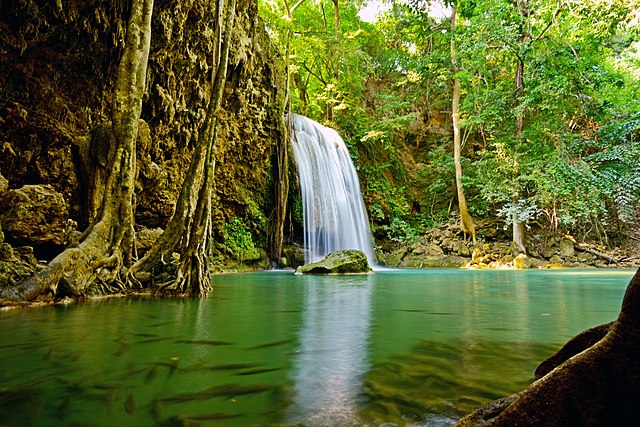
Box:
(0, 269), (634, 426)
(287, 276), (371, 426)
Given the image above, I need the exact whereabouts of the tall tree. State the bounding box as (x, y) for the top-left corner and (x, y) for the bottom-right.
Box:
(131, 0), (237, 296)
(1, 0), (154, 301)
(449, 2), (476, 243)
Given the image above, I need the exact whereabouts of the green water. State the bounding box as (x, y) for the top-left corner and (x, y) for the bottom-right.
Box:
(0, 269), (634, 426)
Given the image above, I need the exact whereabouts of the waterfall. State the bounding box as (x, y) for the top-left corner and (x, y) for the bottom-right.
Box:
(289, 114), (375, 265)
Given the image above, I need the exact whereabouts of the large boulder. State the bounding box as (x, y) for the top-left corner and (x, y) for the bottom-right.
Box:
(295, 250), (372, 274)
(559, 237), (575, 258)
(0, 184), (68, 248)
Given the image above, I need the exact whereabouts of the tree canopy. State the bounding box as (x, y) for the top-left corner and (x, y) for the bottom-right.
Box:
(260, 0), (640, 248)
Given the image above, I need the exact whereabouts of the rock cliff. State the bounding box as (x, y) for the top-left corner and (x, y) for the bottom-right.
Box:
(0, 0), (285, 268)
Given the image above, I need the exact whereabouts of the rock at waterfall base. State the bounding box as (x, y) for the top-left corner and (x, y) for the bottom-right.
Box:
(295, 250), (372, 274)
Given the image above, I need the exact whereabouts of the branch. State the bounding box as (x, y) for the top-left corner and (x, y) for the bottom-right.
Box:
(576, 243), (620, 265)
(532, 3), (565, 44)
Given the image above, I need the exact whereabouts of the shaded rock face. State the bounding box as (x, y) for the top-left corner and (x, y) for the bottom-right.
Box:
(296, 250), (372, 274)
(0, 0), (284, 257)
(0, 184), (68, 251)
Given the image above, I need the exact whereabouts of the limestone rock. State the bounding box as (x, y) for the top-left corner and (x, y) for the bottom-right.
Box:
(0, 184), (68, 247)
(471, 247), (484, 263)
(135, 227), (164, 255)
(513, 253), (533, 269)
(295, 250), (372, 274)
(559, 238), (575, 258)
(549, 254), (564, 265)
(385, 246), (408, 267)
(0, 172), (7, 194)
(283, 244), (305, 268)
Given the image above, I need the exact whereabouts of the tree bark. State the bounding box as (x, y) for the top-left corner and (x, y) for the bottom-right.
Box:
(511, 44), (526, 255)
(130, 0), (236, 296)
(1, 0), (154, 302)
(450, 5), (476, 243)
(456, 268), (640, 426)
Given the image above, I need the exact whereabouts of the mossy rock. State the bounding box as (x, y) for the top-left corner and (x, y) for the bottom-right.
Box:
(295, 250), (372, 275)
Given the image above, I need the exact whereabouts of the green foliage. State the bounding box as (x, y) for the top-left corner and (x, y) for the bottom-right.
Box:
(259, 0), (640, 246)
(221, 217), (261, 260)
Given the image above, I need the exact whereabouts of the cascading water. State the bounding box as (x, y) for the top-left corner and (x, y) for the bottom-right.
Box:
(289, 114), (375, 265)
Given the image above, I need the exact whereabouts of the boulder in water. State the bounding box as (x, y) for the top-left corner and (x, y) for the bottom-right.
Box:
(295, 250), (372, 274)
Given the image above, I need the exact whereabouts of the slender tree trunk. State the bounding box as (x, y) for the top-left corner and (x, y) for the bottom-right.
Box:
(450, 5), (476, 243)
(130, 0), (236, 296)
(512, 56), (527, 255)
(0, 0), (154, 302)
(270, 0), (306, 264)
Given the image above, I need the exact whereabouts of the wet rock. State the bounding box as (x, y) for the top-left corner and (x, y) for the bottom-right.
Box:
(295, 250), (371, 274)
(513, 254), (532, 269)
(549, 254), (564, 265)
(136, 227), (164, 255)
(385, 246), (408, 267)
(458, 244), (471, 257)
(499, 254), (514, 265)
(283, 244), (305, 268)
(0, 184), (68, 247)
(559, 238), (575, 258)
(471, 247), (483, 263)
(410, 242), (426, 255)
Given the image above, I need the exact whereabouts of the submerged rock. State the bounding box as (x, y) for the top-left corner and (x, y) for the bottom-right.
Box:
(295, 250), (372, 274)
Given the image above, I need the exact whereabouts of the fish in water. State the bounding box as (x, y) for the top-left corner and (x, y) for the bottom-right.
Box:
(135, 336), (176, 344)
(247, 339), (294, 350)
(150, 399), (163, 423)
(114, 343), (132, 356)
(147, 321), (173, 328)
(186, 412), (242, 420)
(158, 413), (241, 427)
(181, 363), (260, 373)
(234, 367), (282, 376)
(57, 397), (73, 420)
(174, 339), (233, 346)
(125, 394), (137, 414)
(161, 384), (273, 404)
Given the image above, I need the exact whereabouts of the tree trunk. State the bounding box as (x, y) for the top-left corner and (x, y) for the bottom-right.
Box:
(269, 0), (306, 264)
(450, 5), (476, 243)
(130, 0), (236, 296)
(511, 58), (526, 255)
(0, 0), (154, 302)
(456, 268), (640, 426)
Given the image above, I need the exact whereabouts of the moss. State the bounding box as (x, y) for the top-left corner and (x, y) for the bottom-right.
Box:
(296, 250), (372, 274)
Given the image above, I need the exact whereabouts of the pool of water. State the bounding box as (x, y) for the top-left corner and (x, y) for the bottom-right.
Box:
(0, 269), (634, 426)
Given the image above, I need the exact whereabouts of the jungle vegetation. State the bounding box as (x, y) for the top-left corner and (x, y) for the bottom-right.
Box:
(260, 0), (640, 251)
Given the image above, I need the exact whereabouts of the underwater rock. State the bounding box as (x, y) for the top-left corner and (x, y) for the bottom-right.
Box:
(295, 250), (372, 274)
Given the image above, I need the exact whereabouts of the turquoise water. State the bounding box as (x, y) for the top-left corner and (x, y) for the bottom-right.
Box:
(0, 269), (634, 426)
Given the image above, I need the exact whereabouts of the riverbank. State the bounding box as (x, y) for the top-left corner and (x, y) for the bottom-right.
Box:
(375, 220), (640, 270)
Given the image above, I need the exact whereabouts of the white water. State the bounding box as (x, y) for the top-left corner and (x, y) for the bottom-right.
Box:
(289, 114), (375, 265)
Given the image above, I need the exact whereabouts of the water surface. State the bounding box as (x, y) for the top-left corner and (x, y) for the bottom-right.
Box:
(0, 269), (633, 426)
